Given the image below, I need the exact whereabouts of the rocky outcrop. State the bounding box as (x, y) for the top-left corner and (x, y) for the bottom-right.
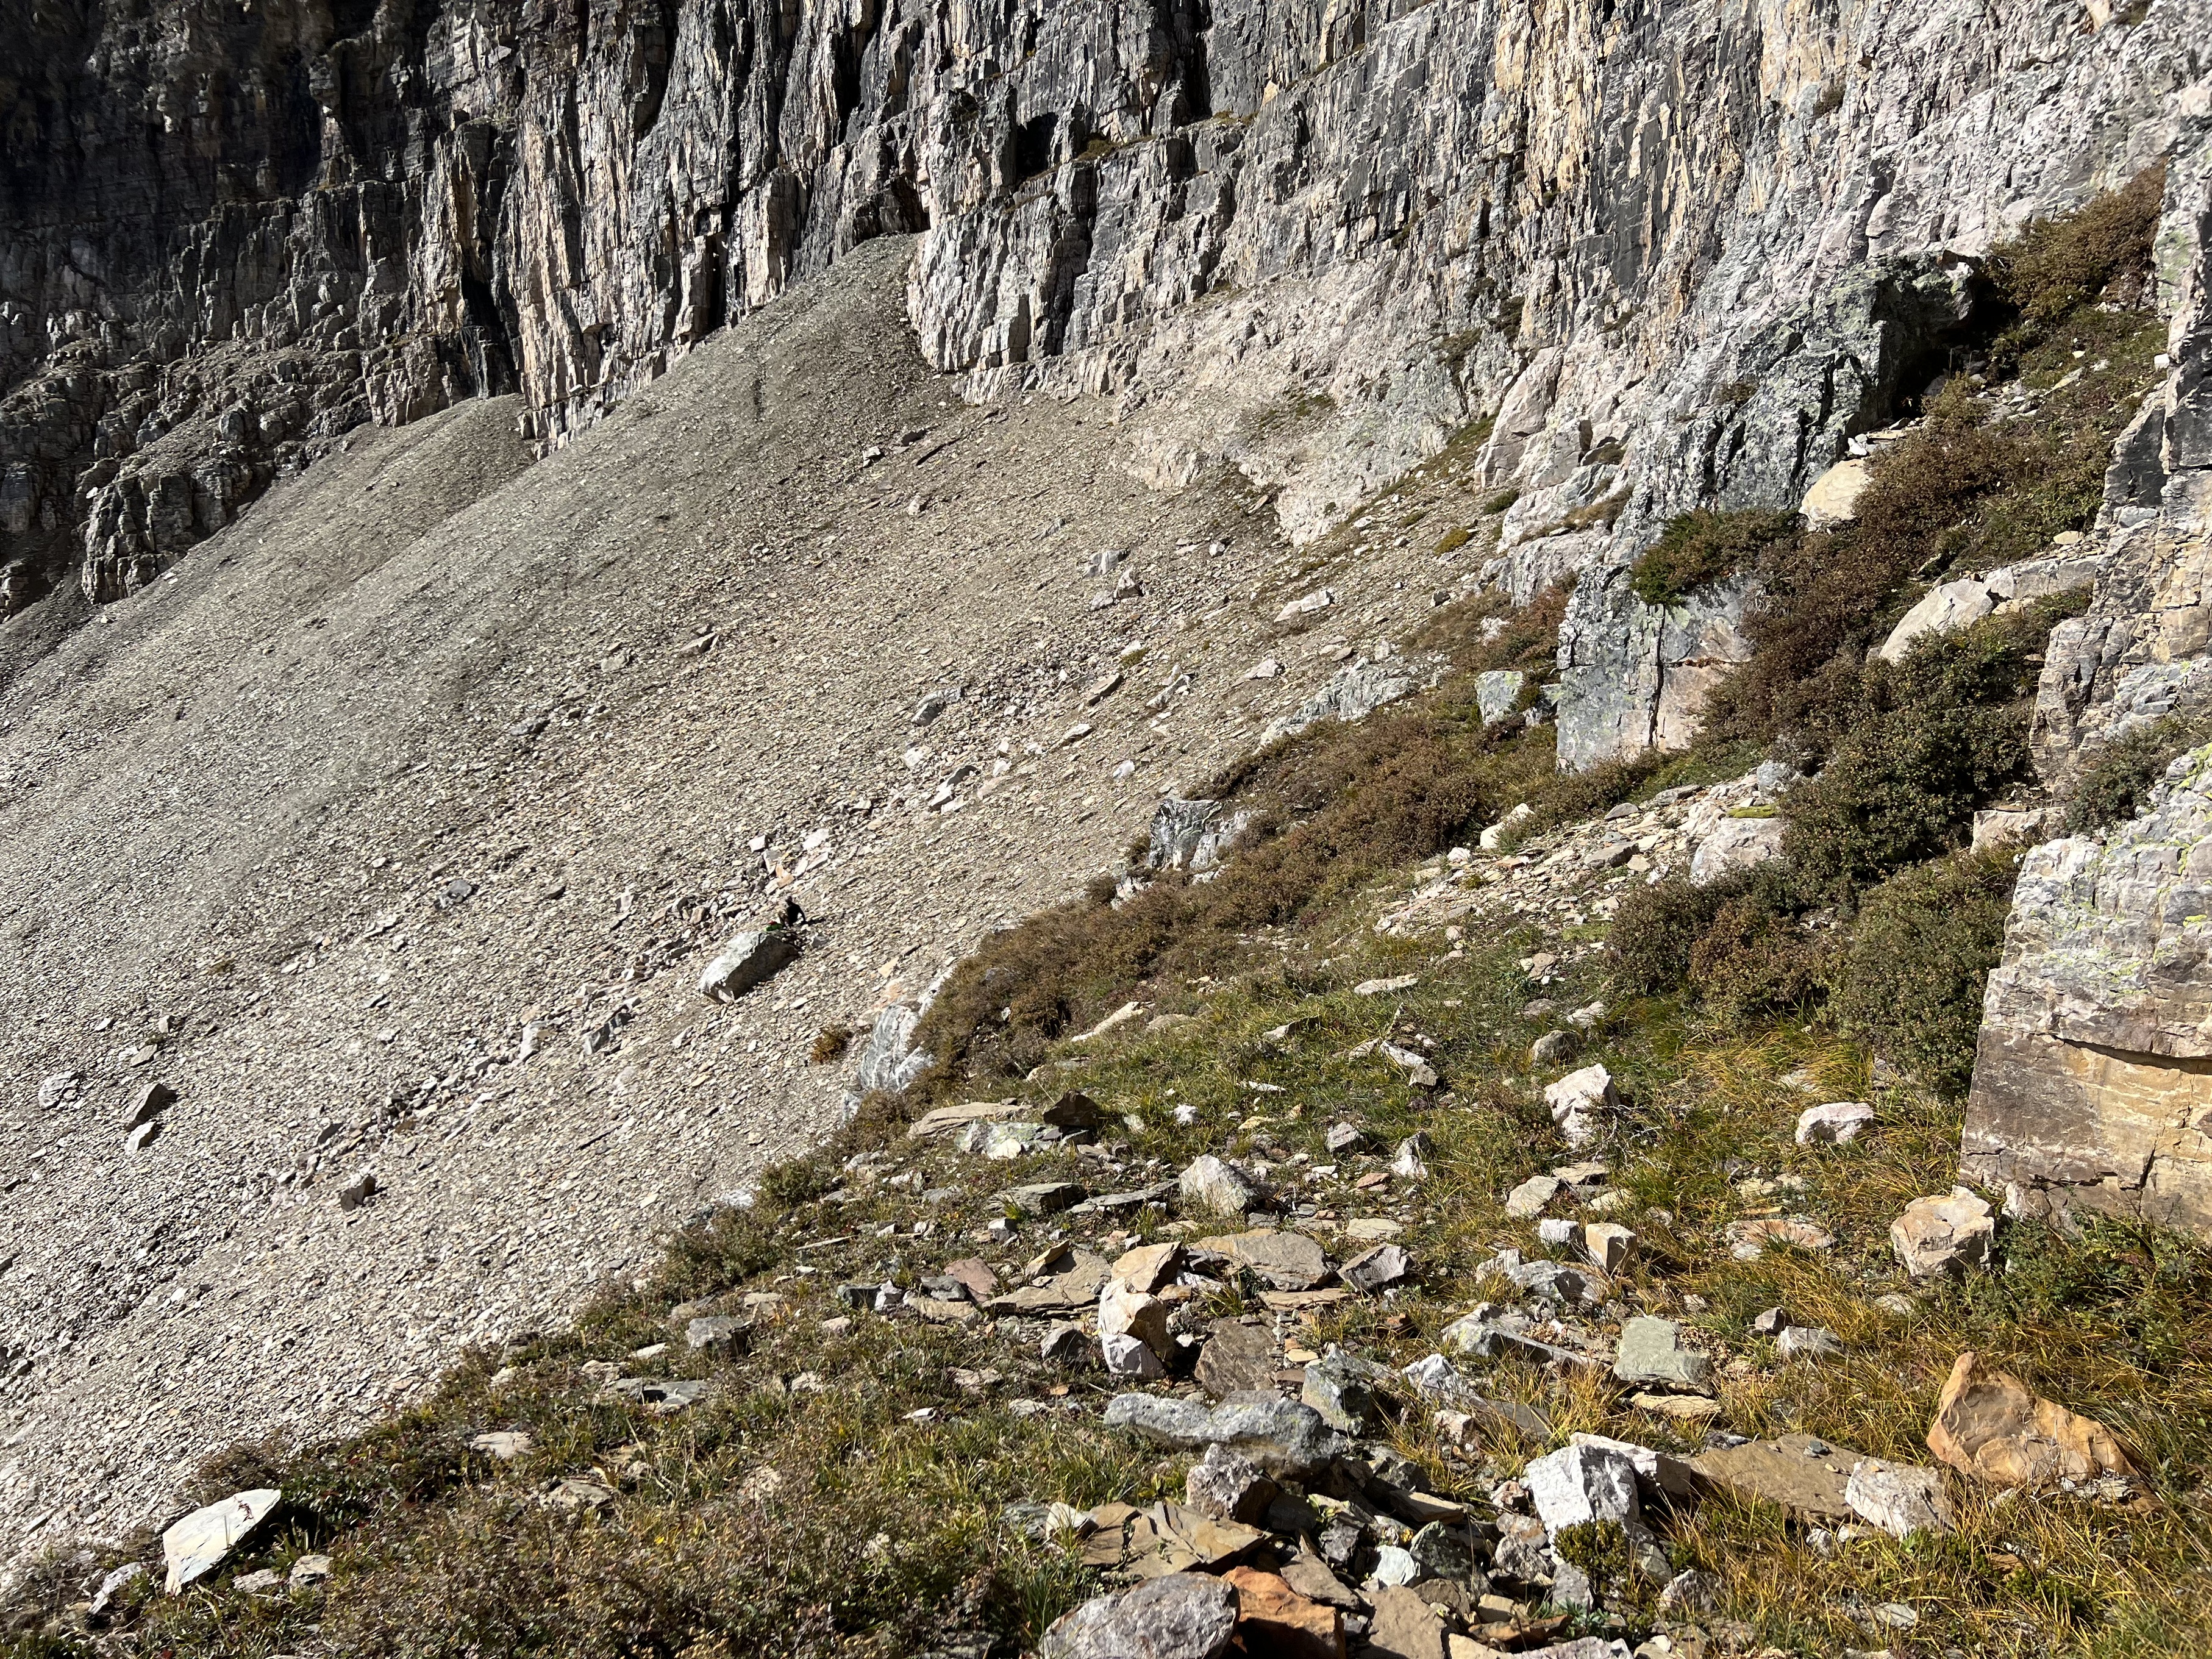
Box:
(1963, 135), (2212, 1232)
(7, 0), (2208, 666)
(1961, 744), (2212, 1228)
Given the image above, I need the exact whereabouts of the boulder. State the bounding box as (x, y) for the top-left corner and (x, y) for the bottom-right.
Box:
(1221, 1566), (1344, 1659)
(1476, 669), (1528, 726)
(1041, 1571), (1239, 1659)
(697, 924), (801, 1002)
(1961, 741), (2212, 1232)
(1523, 1443), (1639, 1531)
(1925, 1350), (2139, 1487)
(1799, 456), (1872, 527)
(1795, 1101), (1875, 1144)
(162, 1488), (282, 1593)
(1179, 1155), (1268, 1217)
(1301, 1352), (1388, 1435)
(1194, 1321), (1277, 1397)
(1877, 554), (2097, 663)
(1611, 1317), (1711, 1391)
(1543, 1065), (1616, 1149)
(1689, 814), (1785, 885)
(1844, 1458), (1953, 1538)
(1104, 1393), (1350, 1477)
(1890, 1187), (1995, 1278)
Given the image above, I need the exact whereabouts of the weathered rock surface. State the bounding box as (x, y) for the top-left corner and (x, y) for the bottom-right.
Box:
(160, 1488), (281, 1594)
(1042, 1571), (1238, 1659)
(1967, 148), (2212, 1233)
(1925, 1350), (2141, 1488)
(1104, 1393), (1350, 1478)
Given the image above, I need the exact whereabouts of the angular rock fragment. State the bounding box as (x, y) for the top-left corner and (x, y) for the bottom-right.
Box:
(1796, 1101), (1875, 1144)
(1611, 1316), (1710, 1391)
(1301, 1350), (1390, 1435)
(1775, 1325), (1842, 1362)
(1365, 1585), (1447, 1659)
(697, 922), (801, 1002)
(1041, 1571), (1240, 1659)
(1194, 1320), (1276, 1397)
(1891, 1187), (1995, 1277)
(1583, 1222), (1635, 1275)
(1925, 1350), (2139, 1487)
(1724, 1216), (1835, 1260)
(1543, 1065), (1616, 1149)
(1196, 1228), (1330, 1290)
(1104, 1393), (1350, 1477)
(1186, 1443), (1279, 1525)
(1342, 1241), (1411, 1292)
(1844, 1458), (1953, 1538)
(1686, 1433), (1858, 1521)
(1222, 1564), (1344, 1659)
(162, 1488), (281, 1593)
(1102, 1332), (1168, 1378)
(1524, 1443), (1639, 1531)
(1179, 1154), (1268, 1217)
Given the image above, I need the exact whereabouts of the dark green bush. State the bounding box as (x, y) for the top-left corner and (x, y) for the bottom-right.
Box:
(1990, 163), (2164, 331)
(1688, 884), (1828, 1020)
(1630, 508), (1797, 608)
(1779, 604), (2068, 892)
(1830, 849), (2021, 1096)
(2063, 715), (2212, 833)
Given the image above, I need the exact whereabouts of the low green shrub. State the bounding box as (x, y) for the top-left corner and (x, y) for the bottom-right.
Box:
(2064, 716), (2212, 833)
(1629, 509), (1797, 608)
(1989, 163), (2164, 335)
(1830, 849), (2021, 1096)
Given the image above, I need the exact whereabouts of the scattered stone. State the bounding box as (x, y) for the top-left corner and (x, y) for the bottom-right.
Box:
(1630, 1393), (1722, 1423)
(606, 1377), (715, 1411)
(1611, 1317), (1710, 1391)
(469, 1430), (534, 1460)
(124, 1080), (176, 1129)
(1366, 1585), (1448, 1659)
(231, 1569), (284, 1596)
(1041, 1322), (1094, 1365)
(1873, 1292), (1918, 1318)
(1380, 1043), (1441, 1089)
(1111, 1240), (1183, 1294)
(1524, 1443), (1639, 1531)
(1796, 1101), (1875, 1144)
(1687, 1433), (1859, 1522)
(1725, 1216), (1835, 1260)
(1530, 1029), (1577, 1066)
(1751, 1306), (1791, 1336)
(1002, 1180), (1089, 1216)
(1891, 1188), (1995, 1279)
(1301, 1351), (1389, 1435)
(288, 1554), (332, 1589)
(1504, 1175), (1560, 1218)
(1925, 1350), (2140, 1487)
(1844, 1458), (1954, 1538)
(1391, 1133), (1432, 1179)
(1583, 1222), (1635, 1275)
(1194, 1321), (1277, 1397)
(685, 1315), (749, 1353)
(1341, 1242), (1411, 1293)
(1101, 1283), (1172, 1354)
(1543, 1065), (1616, 1149)
(1197, 1229), (1330, 1290)
(696, 920), (802, 1002)
(125, 1121), (160, 1154)
(335, 1169), (379, 1210)
(1179, 1155), (1268, 1217)
(941, 1257), (1000, 1300)
(1104, 1393), (1350, 1477)
(1324, 1121), (1366, 1155)
(1536, 1217), (1577, 1246)
(1278, 1551), (1361, 1610)
(1658, 1568), (1720, 1613)
(1475, 669), (1527, 726)
(1222, 1564), (1343, 1659)
(1040, 1568), (1239, 1659)
(1186, 1443), (1279, 1525)
(1103, 1332), (1168, 1378)
(1354, 974), (1421, 996)
(162, 1488), (282, 1594)
(1071, 1001), (1146, 1042)
(1777, 1326), (1843, 1362)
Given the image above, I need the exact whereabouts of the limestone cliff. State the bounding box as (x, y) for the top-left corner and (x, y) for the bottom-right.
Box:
(5, 1), (2207, 663)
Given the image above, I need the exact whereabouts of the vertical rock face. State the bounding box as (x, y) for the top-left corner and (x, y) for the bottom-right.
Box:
(4, 0), (2206, 651)
(1963, 154), (2212, 1231)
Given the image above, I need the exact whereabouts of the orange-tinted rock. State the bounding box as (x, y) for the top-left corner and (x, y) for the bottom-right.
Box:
(1926, 1351), (2141, 1488)
(1224, 1567), (1344, 1659)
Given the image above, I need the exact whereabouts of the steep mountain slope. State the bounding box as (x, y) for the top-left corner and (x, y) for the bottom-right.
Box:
(0, 234), (1492, 1554)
